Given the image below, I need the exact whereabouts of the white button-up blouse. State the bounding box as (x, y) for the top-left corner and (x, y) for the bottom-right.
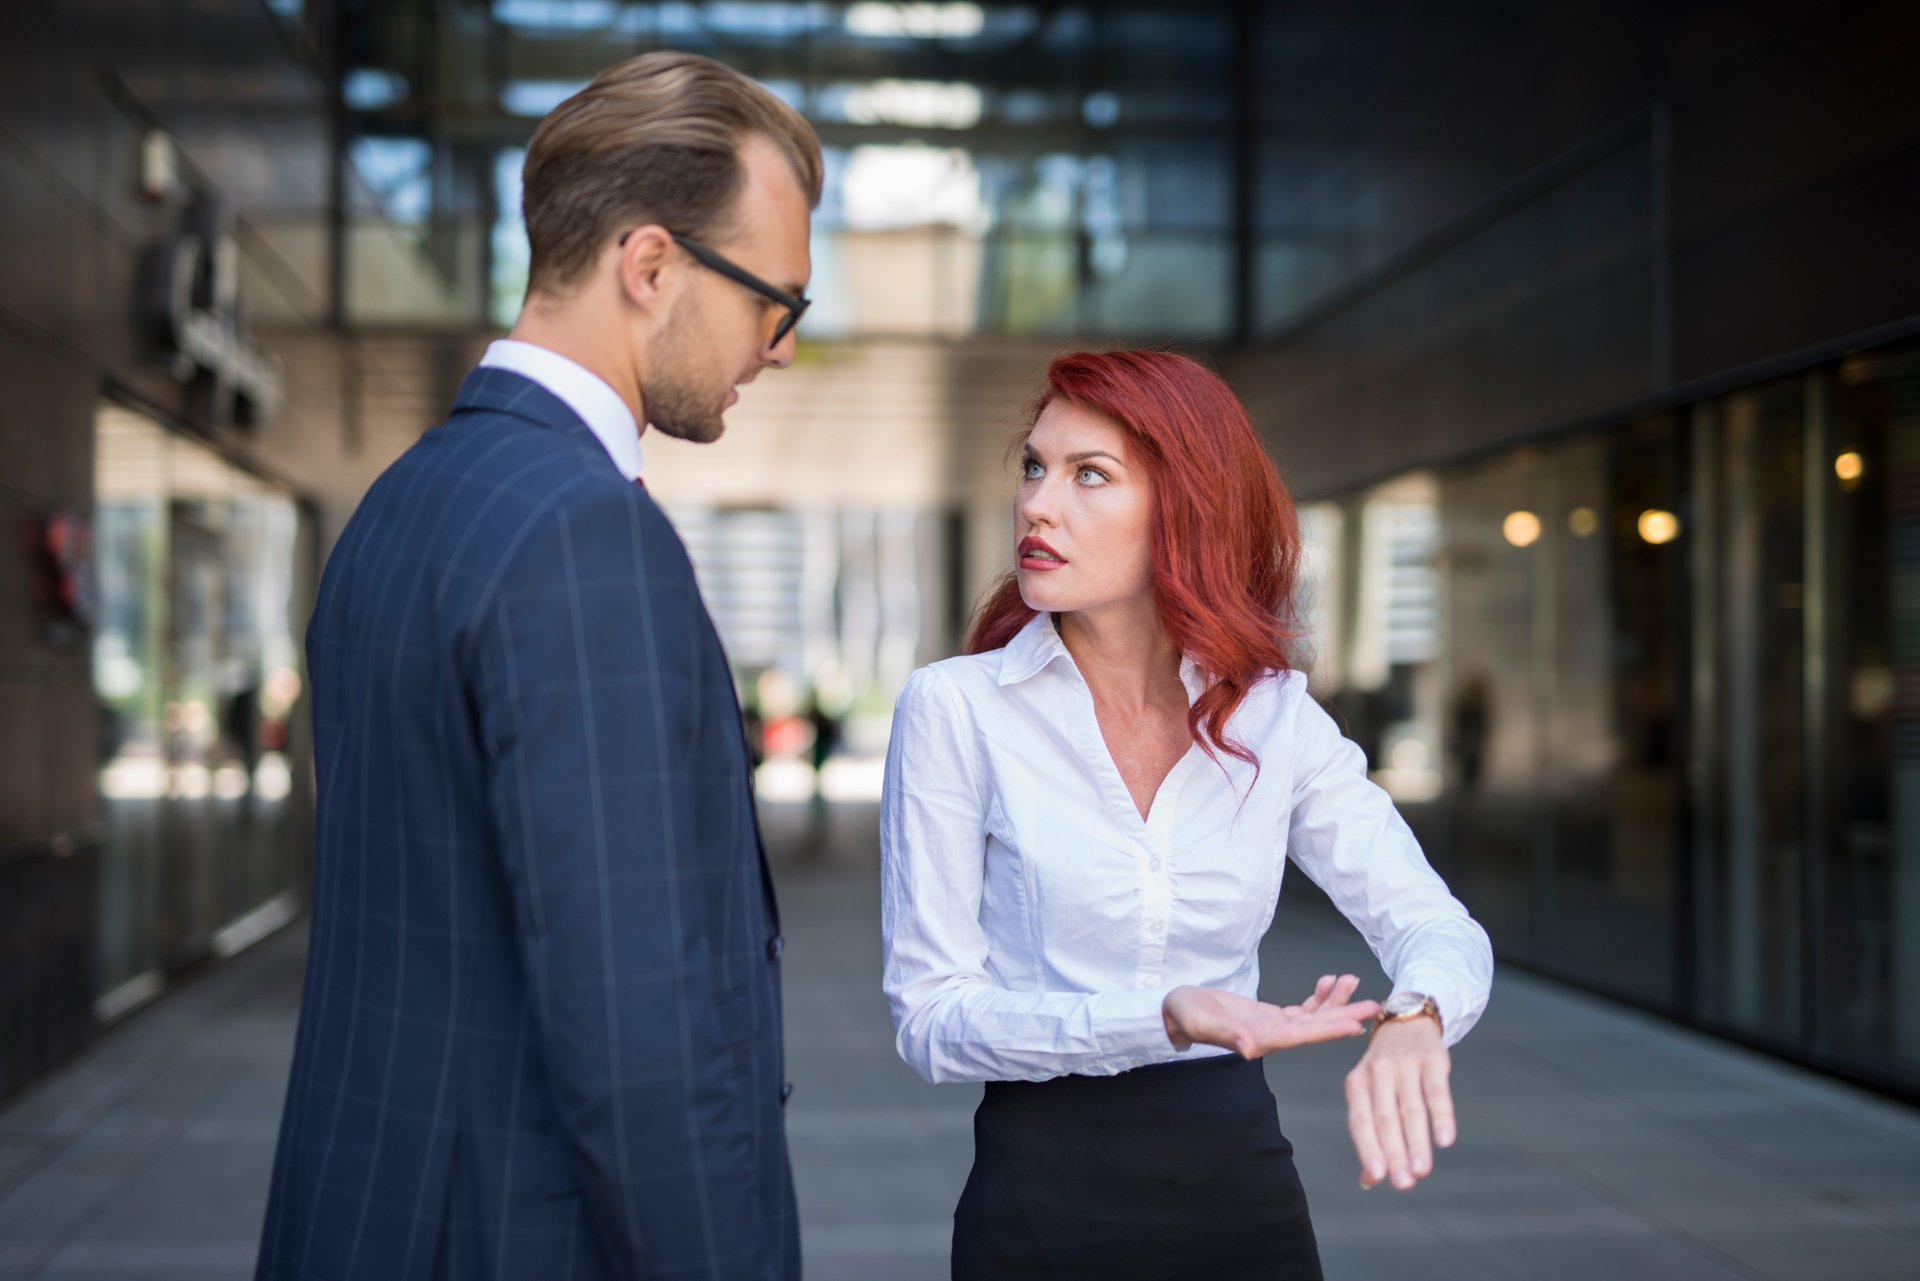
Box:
(880, 612), (1494, 1085)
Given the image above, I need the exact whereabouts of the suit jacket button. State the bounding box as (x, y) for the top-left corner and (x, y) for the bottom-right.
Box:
(780, 1081), (794, 1106)
(767, 935), (784, 961)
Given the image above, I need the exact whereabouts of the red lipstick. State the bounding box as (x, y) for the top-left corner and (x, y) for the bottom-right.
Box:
(1018, 536), (1068, 571)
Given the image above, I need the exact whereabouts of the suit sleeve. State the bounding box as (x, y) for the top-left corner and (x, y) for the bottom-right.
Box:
(469, 480), (763, 1279)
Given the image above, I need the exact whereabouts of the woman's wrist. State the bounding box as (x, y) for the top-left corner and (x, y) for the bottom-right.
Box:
(1367, 1014), (1443, 1050)
(1162, 987), (1193, 1050)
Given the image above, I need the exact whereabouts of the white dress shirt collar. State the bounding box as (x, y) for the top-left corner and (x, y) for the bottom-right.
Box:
(999, 611), (1208, 700)
(997, 612), (1073, 686)
(479, 339), (644, 482)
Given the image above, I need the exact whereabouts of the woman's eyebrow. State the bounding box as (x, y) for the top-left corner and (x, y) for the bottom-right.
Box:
(1022, 447), (1125, 467)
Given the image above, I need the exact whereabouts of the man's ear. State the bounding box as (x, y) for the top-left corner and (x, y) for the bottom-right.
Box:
(617, 224), (677, 314)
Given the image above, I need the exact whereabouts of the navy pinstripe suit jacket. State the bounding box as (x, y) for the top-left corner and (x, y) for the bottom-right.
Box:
(257, 367), (798, 1281)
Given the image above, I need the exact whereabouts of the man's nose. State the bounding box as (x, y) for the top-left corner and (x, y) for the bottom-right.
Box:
(762, 324), (797, 369)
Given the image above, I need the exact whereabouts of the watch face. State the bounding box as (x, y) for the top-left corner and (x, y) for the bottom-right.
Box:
(1381, 992), (1429, 1018)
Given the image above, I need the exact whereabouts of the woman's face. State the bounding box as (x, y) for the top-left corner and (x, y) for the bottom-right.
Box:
(1013, 400), (1156, 617)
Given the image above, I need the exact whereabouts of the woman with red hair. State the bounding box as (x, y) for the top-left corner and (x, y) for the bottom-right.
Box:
(880, 350), (1493, 1278)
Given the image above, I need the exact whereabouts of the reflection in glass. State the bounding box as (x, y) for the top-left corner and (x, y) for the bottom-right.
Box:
(1544, 422), (1684, 1005)
(1305, 343), (1920, 1091)
(1311, 477), (1442, 809)
(92, 405), (310, 1010)
(354, 2), (1235, 336)
(1700, 378), (1808, 1039)
(1829, 347), (1920, 1072)
(844, 3), (989, 40)
(93, 409), (169, 1007)
(1440, 455), (1539, 950)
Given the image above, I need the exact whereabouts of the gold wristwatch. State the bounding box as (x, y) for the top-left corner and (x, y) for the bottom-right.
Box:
(1373, 991), (1442, 1036)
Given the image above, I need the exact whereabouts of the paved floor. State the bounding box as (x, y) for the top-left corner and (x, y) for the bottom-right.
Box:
(4, 799), (1919, 1280)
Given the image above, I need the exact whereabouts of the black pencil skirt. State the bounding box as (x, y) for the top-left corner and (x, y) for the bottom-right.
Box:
(951, 1053), (1323, 1280)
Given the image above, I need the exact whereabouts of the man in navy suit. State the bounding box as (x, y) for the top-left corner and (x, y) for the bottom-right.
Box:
(257, 52), (820, 1281)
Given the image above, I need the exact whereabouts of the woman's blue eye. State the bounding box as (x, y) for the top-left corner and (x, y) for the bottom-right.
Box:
(1022, 459), (1108, 484)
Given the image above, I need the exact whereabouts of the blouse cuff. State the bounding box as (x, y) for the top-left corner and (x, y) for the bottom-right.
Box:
(1091, 986), (1179, 1071)
(1393, 972), (1473, 1049)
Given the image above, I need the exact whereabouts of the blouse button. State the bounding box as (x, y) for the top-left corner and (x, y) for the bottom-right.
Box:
(1148, 858), (1161, 872)
(1149, 920), (1166, 937)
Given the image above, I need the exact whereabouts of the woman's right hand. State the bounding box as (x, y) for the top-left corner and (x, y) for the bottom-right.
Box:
(1162, 975), (1379, 1058)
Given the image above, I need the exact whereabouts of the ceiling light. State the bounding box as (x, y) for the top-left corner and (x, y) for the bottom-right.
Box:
(1502, 511), (1541, 548)
(1637, 509), (1680, 545)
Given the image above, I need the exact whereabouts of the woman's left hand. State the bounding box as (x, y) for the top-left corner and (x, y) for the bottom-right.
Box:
(1344, 1014), (1453, 1191)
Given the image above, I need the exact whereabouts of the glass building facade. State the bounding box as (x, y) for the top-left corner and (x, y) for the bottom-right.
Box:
(333, 1), (1241, 338)
(1300, 341), (1920, 1093)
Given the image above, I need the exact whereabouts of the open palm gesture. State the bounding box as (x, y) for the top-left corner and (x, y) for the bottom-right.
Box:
(1163, 975), (1379, 1059)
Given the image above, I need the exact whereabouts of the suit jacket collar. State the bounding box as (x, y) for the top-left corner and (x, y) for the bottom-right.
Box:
(450, 365), (604, 453)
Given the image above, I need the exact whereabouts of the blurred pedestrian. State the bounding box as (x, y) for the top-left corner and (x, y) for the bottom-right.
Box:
(800, 687), (844, 855)
(258, 51), (819, 1281)
(804, 689), (841, 785)
(741, 684), (768, 771)
(880, 350), (1494, 1279)
(1451, 670), (1492, 792)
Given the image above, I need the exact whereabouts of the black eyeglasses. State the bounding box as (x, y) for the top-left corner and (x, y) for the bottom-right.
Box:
(619, 228), (811, 348)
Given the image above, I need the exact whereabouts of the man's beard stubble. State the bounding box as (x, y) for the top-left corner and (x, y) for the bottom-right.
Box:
(644, 313), (730, 445)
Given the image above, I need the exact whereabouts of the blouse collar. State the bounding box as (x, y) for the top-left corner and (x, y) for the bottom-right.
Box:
(997, 611), (1207, 701)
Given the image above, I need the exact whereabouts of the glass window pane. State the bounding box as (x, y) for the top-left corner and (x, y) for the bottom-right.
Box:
(93, 408), (171, 1002)
(1827, 345), (1920, 1075)
(1542, 421), (1685, 1004)
(1438, 454), (1543, 952)
(1698, 378), (1808, 1040)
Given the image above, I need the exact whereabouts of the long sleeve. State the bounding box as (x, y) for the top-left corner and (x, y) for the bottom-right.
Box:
(470, 481), (771, 1279)
(1285, 691), (1494, 1045)
(880, 667), (1175, 1084)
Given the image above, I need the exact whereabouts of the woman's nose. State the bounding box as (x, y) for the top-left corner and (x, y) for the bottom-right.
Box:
(1018, 479), (1059, 527)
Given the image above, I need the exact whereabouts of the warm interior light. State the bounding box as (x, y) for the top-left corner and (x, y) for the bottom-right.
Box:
(1835, 451), (1864, 483)
(1637, 509), (1680, 545)
(1502, 511), (1541, 548)
(1568, 507), (1599, 537)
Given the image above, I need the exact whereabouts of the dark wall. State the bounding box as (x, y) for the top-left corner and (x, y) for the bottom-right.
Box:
(1229, 0), (1920, 499)
(0, 0), (355, 1099)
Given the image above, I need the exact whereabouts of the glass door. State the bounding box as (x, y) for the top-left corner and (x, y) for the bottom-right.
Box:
(93, 409), (170, 1014)
(1824, 346), (1920, 1075)
(1540, 419), (1686, 1006)
(1694, 377), (1810, 1043)
(92, 403), (312, 1013)
(161, 501), (230, 966)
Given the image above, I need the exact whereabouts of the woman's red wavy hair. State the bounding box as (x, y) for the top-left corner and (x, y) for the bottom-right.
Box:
(964, 349), (1305, 768)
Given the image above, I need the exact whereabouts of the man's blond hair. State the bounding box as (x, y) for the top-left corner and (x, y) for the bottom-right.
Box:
(521, 51), (822, 293)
